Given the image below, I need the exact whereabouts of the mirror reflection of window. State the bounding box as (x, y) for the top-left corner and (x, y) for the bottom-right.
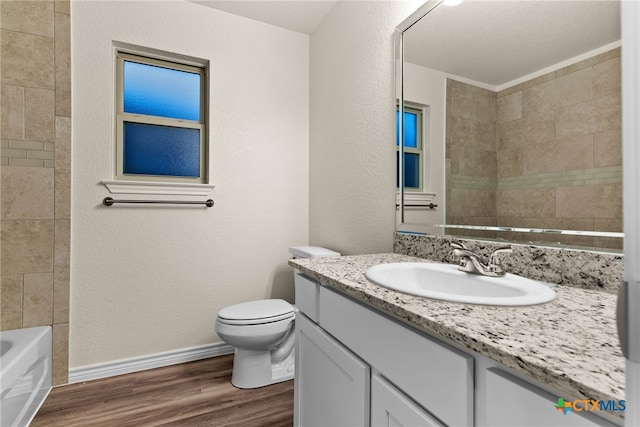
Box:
(396, 106), (423, 191)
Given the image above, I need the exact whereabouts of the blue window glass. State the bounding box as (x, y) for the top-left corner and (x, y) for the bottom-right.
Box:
(123, 122), (200, 177)
(396, 110), (418, 148)
(396, 152), (420, 189)
(123, 60), (201, 121)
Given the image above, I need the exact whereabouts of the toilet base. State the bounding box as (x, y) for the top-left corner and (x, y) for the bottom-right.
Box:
(231, 347), (295, 389)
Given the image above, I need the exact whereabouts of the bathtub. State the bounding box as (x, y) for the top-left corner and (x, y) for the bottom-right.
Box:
(0, 326), (52, 427)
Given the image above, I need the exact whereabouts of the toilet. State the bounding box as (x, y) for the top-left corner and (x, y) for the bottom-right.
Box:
(215, 246), (340, 389)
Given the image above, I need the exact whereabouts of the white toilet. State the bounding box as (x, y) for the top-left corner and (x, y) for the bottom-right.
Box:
(214, 246), (340, 389)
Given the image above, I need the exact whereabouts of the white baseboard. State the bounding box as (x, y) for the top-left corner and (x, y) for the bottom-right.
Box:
(68, 342), (234, 384)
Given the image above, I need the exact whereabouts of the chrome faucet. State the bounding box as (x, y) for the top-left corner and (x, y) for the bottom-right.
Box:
(450, 241), (513, 277)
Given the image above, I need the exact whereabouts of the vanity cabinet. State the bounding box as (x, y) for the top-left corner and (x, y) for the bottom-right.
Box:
(294, 273), (620, 427)
(294, 313), (370, 426)
(483, 368), (617, 427)
(371, 374), (443, 427)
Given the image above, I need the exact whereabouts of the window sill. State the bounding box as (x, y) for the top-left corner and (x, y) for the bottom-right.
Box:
(396, 191), (436, 207)
(101, 180), (215, 196)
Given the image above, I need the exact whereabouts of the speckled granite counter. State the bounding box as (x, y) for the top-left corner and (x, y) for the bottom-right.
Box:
(289, 253), (624, 410)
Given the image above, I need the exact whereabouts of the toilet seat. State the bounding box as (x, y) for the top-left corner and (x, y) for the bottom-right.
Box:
(217, 299), (294, 326)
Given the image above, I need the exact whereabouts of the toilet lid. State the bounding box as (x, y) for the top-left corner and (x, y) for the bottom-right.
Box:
(217, 299), (294, 325)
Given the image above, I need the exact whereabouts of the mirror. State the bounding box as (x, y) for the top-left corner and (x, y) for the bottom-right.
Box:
(396, 0), (622, 251)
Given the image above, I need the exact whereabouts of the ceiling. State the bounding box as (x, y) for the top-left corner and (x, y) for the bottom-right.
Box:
(404, 0), (621, 88)
(190, 0), (621, 88)
(191, 0), (339, 34)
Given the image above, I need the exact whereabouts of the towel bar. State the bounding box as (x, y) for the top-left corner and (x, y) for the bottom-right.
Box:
(103, 197), (214, 207)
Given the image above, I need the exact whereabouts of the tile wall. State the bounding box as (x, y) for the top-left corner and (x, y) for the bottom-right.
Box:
(446, 48), (622, 250)
(445, 79), (498, 239)
(1, 0), (70, 385)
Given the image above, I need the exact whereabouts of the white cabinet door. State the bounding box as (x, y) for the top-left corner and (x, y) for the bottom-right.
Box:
(294, 313), (370, 427)
(485, 368), (619, 427)
(371, 374), (444, 427)
(319, 286), (474, 427)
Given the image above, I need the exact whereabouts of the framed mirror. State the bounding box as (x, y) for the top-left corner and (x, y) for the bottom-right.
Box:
(396, 0), (622, 251)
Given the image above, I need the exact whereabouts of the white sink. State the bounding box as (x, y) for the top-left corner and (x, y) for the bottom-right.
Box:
(365, 262), (555, 306)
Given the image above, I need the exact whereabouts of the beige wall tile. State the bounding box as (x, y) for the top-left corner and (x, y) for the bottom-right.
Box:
(0, 275), (23, 330)
(496, 147), (523, 177)
(497, 91), (522, 123)
(556, 183), (622, 219)
(25, 88), (55, 142)
(593, 57), (621, 98)
(448, 188), (496, 218)
(523, 135), (594, 175)
(557, 94), (620, 139)
(55, 116), (71, 172)
(554, 67), (593, 109)
(594, 129), (622, 168)
(447, 116), (495, 151)
(1, 166), (54, 220)
(449, 85), (478, 121)
(592, 94), (621, 135)
(53, 220), (69, 323)
(0, 1), (54, 37)
(497, 111), (555, 151)
(52, 322), (69, 385)
(54, 112), (71, 220)
(54, 170), (70, 219)
(1, 84), (25, 139)
(461, 148), (496, 178)
(556, 100), (595, 139)
(593, 218), (623, 233)
(476, 92), (497, 125)
(54, 0), (70, 15)
(1, 29), (54, 88)
(522, 79), (555, 117)
(496, 188), (556, 218)
(23, 272), (53, 327)
(447, 144), (463, 175)
(1, 220), (54, 275)
(55, 12), (71, 117)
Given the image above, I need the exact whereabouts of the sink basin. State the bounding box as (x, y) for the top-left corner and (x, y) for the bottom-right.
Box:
(365, 262), (555, 306)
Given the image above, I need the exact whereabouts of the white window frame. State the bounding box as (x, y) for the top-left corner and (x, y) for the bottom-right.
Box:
(114, 51), (207, 184)
(398, 105), (424, 192)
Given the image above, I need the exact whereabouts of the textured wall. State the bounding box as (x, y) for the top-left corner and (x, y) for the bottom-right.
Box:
(0, 0), (71, 385)
(309, 1), (422, 255)
(71, 1), (309, 368)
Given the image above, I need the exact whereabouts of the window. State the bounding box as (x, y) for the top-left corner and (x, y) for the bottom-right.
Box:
(396, 106), (423, 191)
(115, 52), (207, 183)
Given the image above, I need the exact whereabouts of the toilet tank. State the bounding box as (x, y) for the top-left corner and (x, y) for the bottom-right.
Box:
(289, 246), (341, 259)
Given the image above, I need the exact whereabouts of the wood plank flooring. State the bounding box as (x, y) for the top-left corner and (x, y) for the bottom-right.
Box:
(31, 354), (294, 427)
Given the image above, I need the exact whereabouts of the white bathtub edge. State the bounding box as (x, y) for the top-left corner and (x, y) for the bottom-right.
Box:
(68, 342), (234, 384)
(24, 386), (51, 426)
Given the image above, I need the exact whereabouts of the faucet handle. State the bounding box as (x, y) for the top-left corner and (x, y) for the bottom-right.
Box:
(450, 241), (468, 250)
(489, 245), (513, 265)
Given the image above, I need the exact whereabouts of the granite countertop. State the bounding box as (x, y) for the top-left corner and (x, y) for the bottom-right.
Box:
(289, 253), (624, 407)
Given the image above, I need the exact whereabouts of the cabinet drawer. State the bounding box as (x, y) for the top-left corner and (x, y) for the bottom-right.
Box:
(295, 273), (319, 322)
(320, 286), (473, 427)
(485, 368), (618, 427)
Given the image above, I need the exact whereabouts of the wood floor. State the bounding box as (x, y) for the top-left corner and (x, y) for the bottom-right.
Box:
(31, 354), (294, 427)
